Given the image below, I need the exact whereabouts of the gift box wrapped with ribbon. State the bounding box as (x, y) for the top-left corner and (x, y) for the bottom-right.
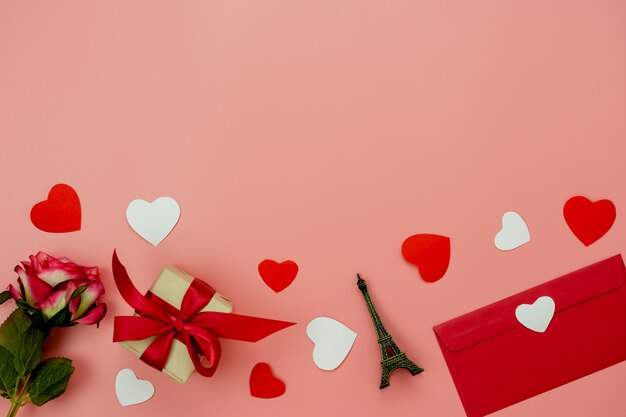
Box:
(112, 251), (295, 383)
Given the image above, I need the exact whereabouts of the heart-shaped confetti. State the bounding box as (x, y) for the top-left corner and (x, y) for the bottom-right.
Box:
(494, 211), (530, 251)
(126, 196), (181, 246)
(30, 184), (81, 233)
(249, 363), (285, 399)
(258, 260), (299, 292)
(563, 196), (616, 246)
(306, 317), (357, 371)
(515, 296), (555, 333)
(115, 369), (155, 406)
(401, 234), (451, 282)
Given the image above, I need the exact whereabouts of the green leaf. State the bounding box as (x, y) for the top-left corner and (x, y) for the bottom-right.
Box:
(70, 285), (88, 299)
(29, 358), (74, 406)
(0, 309), (33, 355)
(0, 345), (18, 395)
(13, 326), (44, 376)
(0, 291), (12, 305)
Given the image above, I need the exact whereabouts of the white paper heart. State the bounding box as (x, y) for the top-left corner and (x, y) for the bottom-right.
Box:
(306, 317), (357, 371)
(115, 368), (155, 406)
(126, 196), (181, 246)
(495, 211), (530, 251)
(515, 296), (555, 333)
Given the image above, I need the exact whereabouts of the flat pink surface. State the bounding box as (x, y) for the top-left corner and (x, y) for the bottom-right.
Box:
(1, 1), (625, 416)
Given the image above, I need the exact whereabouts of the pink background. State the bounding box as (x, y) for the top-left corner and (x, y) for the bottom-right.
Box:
(1, 1), (626, 416)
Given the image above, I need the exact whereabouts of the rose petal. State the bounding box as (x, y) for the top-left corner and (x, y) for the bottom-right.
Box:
(6, 284), (22, 300)
(15, 265), (53, 305)
(68, 296), (80, 315)
(84, 266), (100, 279)
(75, 303), (107, 325)
(37, 267), (84, 286)
(71, 281), (105, 320)
(32, 252), (51, 271)
(40, 282), (76, 320)
(56, 256), (76, 264)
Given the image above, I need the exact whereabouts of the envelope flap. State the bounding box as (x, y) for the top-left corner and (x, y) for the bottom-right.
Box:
(434, 255), (625, 352)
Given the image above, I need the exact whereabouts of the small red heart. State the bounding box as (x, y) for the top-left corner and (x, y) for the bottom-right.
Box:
(30, 184), (81, 233)
(258, 260), (298, 293)
(249, 362), (285, 399)
(563, 196), (616, 246)
(401, 234), (451, 283)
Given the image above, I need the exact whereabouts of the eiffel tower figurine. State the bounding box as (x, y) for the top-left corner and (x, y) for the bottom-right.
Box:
(357, 273), (423, 388)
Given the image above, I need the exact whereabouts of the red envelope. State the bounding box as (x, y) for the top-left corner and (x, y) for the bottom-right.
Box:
(433, 255), (626, 417)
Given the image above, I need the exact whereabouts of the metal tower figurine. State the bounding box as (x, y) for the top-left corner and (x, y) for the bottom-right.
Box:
(357, 273), (423, 388)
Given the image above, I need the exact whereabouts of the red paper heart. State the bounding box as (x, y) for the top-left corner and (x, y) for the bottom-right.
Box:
(563, 196), (616, 246)
(258, 260), (298, 293)
(249, 363), (285, 399)
(401, 234), (451, 283)
(30, 184), (81, 233)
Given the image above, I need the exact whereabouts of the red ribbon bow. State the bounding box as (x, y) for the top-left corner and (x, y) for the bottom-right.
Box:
(112, 251), (295, 377)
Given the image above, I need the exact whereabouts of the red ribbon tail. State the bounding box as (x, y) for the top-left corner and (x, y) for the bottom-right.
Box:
(112, 250), (172, 321)
(180, 331), (222, 377)
(190, 312), (296, 342)
(141, 332), (176, 372)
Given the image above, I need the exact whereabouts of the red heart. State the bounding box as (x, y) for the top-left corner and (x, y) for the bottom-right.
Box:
(401, 234), (451, 283)
(258, 260), (298, 292)
(563, 196), (616, 246)
(249, 363), (285, 399)
(30, 184), (81, 233)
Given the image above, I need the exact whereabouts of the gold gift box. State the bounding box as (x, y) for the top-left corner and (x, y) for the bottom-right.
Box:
(119, 266), (232, 383)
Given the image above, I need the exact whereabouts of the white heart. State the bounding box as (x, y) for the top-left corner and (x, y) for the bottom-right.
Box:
(306, 317), (357, 371)
(494, 211), (530, 251)
(515, 296), (555, 333)
(126, 197), (181, 246)
(115, 368), (155, 406)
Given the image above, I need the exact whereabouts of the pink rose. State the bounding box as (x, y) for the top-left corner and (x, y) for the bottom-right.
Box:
(7, 252), (106, 326)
